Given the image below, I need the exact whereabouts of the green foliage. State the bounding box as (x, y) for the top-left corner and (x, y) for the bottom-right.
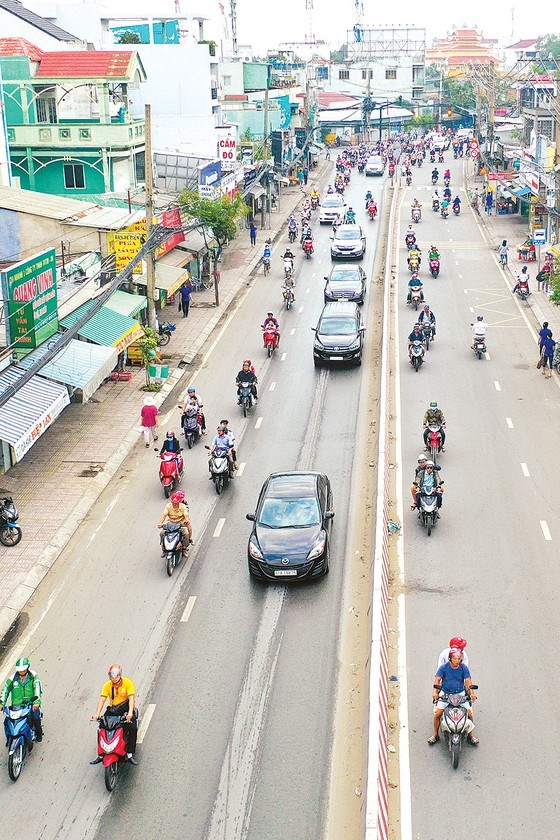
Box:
(139, 326), (158, 364)
(406, 114), (435, 129)
(442, 77), (476, 111)
(178, 191), (248, 258)
(117, 31), (141, 44)
(535, 34), (560, 62)
(241, 128), (253, 143)
(330, 44), (348, 62)
(425, 62), (440, 80)
(548, 262), (560, 305)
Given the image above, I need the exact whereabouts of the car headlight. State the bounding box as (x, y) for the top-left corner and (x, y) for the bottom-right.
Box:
(348, 338), (361, 350)
(249, 539), (263, 560)
(307, 534), (326, 560)
(314, 336), (324, 348)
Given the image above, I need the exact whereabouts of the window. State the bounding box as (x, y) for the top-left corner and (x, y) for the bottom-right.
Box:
(134, 150), (145, 184)
(59, 128), (71, 140)
(36, 96), (57, 124)
(339, 70), (349, 80)
(222, 75), (232, 86)
(361, 69), (373, 80)
(79, 128), (91, 140)
(63, 163), (85, 189)
(385, 68), (397, 80)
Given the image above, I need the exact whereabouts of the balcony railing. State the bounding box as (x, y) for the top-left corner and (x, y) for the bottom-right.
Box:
(6, 118), (145, 148)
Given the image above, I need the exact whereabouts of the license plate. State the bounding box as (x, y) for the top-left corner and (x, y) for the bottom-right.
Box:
(330, 355), (343, 360)
(274, 569), (297, 577)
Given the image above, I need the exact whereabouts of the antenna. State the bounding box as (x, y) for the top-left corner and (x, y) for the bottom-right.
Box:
(305, 0), (313, 44)
(230, 0), (238, 55)
(510, 6), (514, 42)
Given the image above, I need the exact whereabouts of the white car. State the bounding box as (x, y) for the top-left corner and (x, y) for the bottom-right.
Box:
(365, 156), (385, 176)
(319, 195), (346, 224)
(330, 224), (366, 260)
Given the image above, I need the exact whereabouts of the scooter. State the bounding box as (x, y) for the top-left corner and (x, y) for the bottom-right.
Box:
(181, 409), (201, 449)
(303, 238), (314, 258)
(412, 207), (421, 223)
(3, 699), (38, 781)
(426, 423), (443, 463)
(438, 152), (444, 162)
(436, 687), (478, 768)
(432, 199), (440, 213)
(418, 488), (439, 534)
(311, 195), (319, 210)
(157, 321), (176, 346)
(0, 496), (22, 547)
(441, 206), (449, 219)
(205, 445), (232, 495)
(263, 326), (278, 358)
(409, 287), (423, 311)
(406, 174), (412, 186)
(405, 233), (416, 249)
(94, 709), (129, 790)
(288, 228), (297, 244)
(160, 522), (187, 576)
(453, 204), (461, 216)
(444, 177), (450, 188)
(429, 258), (440, 278)
(284, 259), (294, 280)
(237, 382), (255, 417)
(283, 282), (295, 311)
(472, 332), (487, 359)
(158, 451), (184, 498)
(422, 321), (434, 350)
(368, 204), (377, 220)
(432, 175), (438, 185)
(410, 340), (424, 371)
(408, 257), (420, 274)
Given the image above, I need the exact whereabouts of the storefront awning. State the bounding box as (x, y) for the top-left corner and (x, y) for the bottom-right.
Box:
(248, 185), (265, 201)
(135, 264), (188, 296)
(513, 185), (531, 197)
(17, 336), (118, 403)
(104, 289), (147, 318)
(178, 229), (217, 255)
(0, 366), (70, 462)
(309, 143), (323, 154)
(60, 301), (144, 352)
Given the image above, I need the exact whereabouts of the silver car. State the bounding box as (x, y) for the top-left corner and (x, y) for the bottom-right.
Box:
(365, 155), (385, 176)
(330, 224), (366, 260)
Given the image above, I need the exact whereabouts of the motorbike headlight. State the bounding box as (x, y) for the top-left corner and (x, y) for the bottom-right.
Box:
(249, 539), (263, 560)
(307, 534), (326, 560)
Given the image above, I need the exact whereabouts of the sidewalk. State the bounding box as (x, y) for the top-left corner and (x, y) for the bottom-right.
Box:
(0, 160), (332, 640)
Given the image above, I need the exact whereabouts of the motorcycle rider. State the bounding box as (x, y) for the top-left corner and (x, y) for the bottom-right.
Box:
(91, 664), (138, 764)
(345, 206), (356, 224)
(428, 244), (440, 262)
(411, 459), (444, 510)
(443, 168), (451, 181)
(452, 195), (461, 212)
(431, 189), (440, 208)
(159, 431), (184, 474)
(262, 312), (280, 348)
(415, 454), (441, 476)
(367, 197), (378, 216)
(423, 401), (446, 449)
(157, 489), (192, 556)
(220, 419), (238, 470)
(471, 315), (488, 348)
(512, 266), (530, 296)
(236, 359), (258, 401)
(408, 323), (425, 359)
(443, 186), (452, 201)
(407, 244), (422, 268)
(429, 647), (478, 745)
(431, 167), (439, 182)
(437, 637), (469, 669)
(407, 273), (424, 303)
(302, 229), (314, 254)
(262, 241), (272, 265)
(209, 424), (235, 477)
(0, 657), (43, 743)
(182, 386), (206, 434)
(405, 223), (415, 242)
(365, 189), (373, 207)
(326, 184), (334, 194)
(418, 304), (436, 338)
(441, 196), (450, 216)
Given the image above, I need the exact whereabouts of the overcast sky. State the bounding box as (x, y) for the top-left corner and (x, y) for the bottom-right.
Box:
(235, 0), (560, 51)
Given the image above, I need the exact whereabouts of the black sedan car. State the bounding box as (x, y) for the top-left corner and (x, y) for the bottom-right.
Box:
(247, 472), (334, 581)
(312, 301), (365, 366)
(324, 264), (367, 304)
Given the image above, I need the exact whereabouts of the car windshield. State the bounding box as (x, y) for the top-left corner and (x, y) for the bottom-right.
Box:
(323, 198), (342, 207)
(336, 230), (360, 240)
(330, 270), (359, 283)
(259, 497), (320, 528)
(319, 316), (357, 335)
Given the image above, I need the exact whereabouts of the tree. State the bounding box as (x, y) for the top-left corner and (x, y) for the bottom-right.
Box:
(117, 31), (141, 44)
(330, 44), (348, 62)
(179, 191), (248, 306)
(535, 34), (560, 62)
(405, 114), (435, 130)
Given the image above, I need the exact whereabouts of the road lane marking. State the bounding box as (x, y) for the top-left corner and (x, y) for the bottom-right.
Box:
(521, 463), (530, 477)
(213, 518), (226, 538)
(137, 704), (156, 745)
(281, 352), (287, 361)
(254, 416), (263, 429)
(311, 272), (316, 278)
(298, 306), (304, 313)
(506, 417), (513, 428)
(464, 289), (468, 294)
(290, 328), (296, 335)
(306, 288), (310, 294)
(455, 260), (459, 265)
(458, 273), (463, 279)
(180, 595), (197, 623)
(269, 381), (276, 391)
(469, 306), (474, 313)
(494, 381), (501, 391)
(540, 520), (552, 541)
(485, 352), (491, 360)
(237, 462), (246, 476)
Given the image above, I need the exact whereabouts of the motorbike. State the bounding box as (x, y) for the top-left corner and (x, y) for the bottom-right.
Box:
(409, 287), (423, 311)
(0, 496), (22, 547)
(3, 699), (38, 781)
(422, 321), (434, 350)
(283, 282), (295, 311)
(335, 183), (344, 195)
(205, 445), (232, 495)
(288, 228), (297, 244)
(94, 709), (129, 790)
(432, 199), (440, 213)
(438, 153), (444, 162)
(418, 488), (439, 535)
(408, 257), (420, 274)
(453, 149), (458, 159)
(453, 204), (461, 216)
(368, 204), (377, 220)
(411, 207), (421, 223)
(426, 423), (443, 463)
(444, 177), (450, 187)
(159, 451), (184, 498)
(417, 156), (423, 168)
(441, 206), (449, 219)
(429, 258), (440, 278)
(263, 326), (278, 358)
(472, 332), (487, 359)
(302, 238), (314, 258)
(430, 153), (435, 163)
(406, 174), (412, 186)
(436, 687), (478, 768)
(405, 233), (416, 249)
(432, 175), (438, 185)
(161, 522), (187, 576)
(410, 340), (424, 371)
(515, 286), (530, 303)
(238, 381), (255, 417)
(284, 258), (294, 280)
(181, 409), (201, 449)
(157, 321), (176, 347)
(311, 195), (319, 210)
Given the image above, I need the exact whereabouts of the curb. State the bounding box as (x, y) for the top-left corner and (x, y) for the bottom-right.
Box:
(0, 162), (332, 646)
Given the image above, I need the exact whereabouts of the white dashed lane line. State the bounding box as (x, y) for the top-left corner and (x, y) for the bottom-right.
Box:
(269, 381), (276, 391)
(213, 518), (226, 538)
(494, 381), (501, 392)
(237, 462), (246, 477)
(306, 288), (310, 294)
(180, 596), (197, 623)
(298, 306), (304, 313)
(521, 463), (530, 477)
(254, 416), (263, 429)
(485, 352), (491, 361)
(540, 520), (552, 541)
(506, 417), (513, 428)
(137, 704), (157, 745)
(281, 352), (287, 361)
(290, 328), (296, 335)
(469, 306), (474, 313)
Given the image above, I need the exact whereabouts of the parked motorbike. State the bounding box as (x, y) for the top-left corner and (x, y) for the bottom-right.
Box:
(429, 258), (440, 278)
(238, 382), (255, 417)
(426, 423), (443, 463)
(158, 452), (184, 498)
(432, 199), (440, 213)
(3, 699), (38, 781)
(263, 326), (278, 358)
(94, 709), (129, 790)
(412, 207), (421, 223)
(0, 497), (22, 547)
(181, 408), (201, 449)
(283, 283), (295, 311)
(453, 204), (461, 216)
(410, 340), (424, 371)
(157, 321), (176, 347)
(302, 238), (314, 258)
(418, 488), (439, 535)
(436, 687), (478, 768)
(205, 445), (232, 495)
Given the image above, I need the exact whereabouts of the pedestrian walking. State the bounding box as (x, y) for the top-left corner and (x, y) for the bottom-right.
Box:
(297, 168), (304, 189)
(180, 281), (191, 318)
(249, 222), (257, 246)
(498, 239), (508, 267)
(485, 190), (493, 215)
(326, 148), (331, 161)
(540, 334), (556, 378)
(538, 322), (553, 356)
(303, 166), (309, 185)
(140, 396), (159, 447)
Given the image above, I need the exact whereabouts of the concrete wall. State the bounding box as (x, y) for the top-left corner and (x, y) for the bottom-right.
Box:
(0, 206), (102, 262)
(328, 59), (421, 101)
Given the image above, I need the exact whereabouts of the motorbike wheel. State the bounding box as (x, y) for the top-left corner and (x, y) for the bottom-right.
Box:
(215, 476), (224, 495)
(0, 525), (22, 547)
(166, 554), (175, 577)
(104, 762), (118, 792)
(413, 357), (419, 372)
(431, 446), (438, 466)
(164, 484), (172, 499)
(451, 741), (460, 769)
(426, 517), (432, 537)
(187, 434), (194, 449)
(157, 332), (171, 347)
(414, 299), (418, 311)
(267, 343), (273, 358)
(286, 298), (292, 311)
(8, 744), (24, 782)
(242, 400), (248, 418)
(425, 335), (430, 351)
(477, 349), (482, 360)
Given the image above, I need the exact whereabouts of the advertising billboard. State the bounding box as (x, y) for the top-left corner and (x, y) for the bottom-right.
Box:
(1, 248), (59, 350)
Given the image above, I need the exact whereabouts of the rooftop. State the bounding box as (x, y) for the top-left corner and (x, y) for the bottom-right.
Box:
(0, 185), (144, 229)
(0, 0), (79, 42)
(506, 39), (538, 50)
(35, 50), (139, 79)
(0, 37), (43, 60)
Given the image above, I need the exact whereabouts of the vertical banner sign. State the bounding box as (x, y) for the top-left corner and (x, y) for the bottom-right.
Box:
(1, 248), (58, 350)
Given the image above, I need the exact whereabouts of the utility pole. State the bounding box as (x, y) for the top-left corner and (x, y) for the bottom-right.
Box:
(555, 60), (560, 244)
(144, 103), (157, 330)
(487, 62), (496, 160)
(438, 60), (443, 130)
(262, 86), (269, 230)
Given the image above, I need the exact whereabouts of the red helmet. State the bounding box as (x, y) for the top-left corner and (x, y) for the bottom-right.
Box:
(448, 647), (464, 661)
(449, 637), (467, 650)
(170, 491), (185, 504)
(108, 664), (122, 679)
(243, 359), (251, 366)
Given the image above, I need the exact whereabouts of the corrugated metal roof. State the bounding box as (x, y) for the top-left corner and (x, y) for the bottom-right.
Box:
(0, 364), (70, 461)
(36, 50), (136, 79)
(135, 263), (188, 295)
(60, 301), (143, 349)
(103, 289), (147, 318)
(0, 0), (79, 42)
(65, 205), (145, 230)
(0, 186), (143, 229)
(0, 38), (44, 60)
(17, 336), (117, 399)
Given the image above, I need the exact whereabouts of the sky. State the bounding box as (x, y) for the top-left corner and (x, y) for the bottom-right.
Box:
(234, 0), (560, 52)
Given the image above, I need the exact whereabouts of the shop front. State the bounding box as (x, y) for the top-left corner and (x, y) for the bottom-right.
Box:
(134, 263), (189, 307)
(60, 301), (145, 354)
(174, 230), (217, 290)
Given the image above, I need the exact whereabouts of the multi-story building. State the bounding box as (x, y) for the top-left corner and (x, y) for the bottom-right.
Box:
(515, 74), (557, 143)
(426, 27), (500, 78)
(0, 0), (84, 50)
(0, 38), (147, 196)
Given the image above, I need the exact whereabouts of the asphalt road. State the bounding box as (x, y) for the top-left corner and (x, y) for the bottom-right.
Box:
(398, 157), (560, 837)
(0, 165), (385, 840)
